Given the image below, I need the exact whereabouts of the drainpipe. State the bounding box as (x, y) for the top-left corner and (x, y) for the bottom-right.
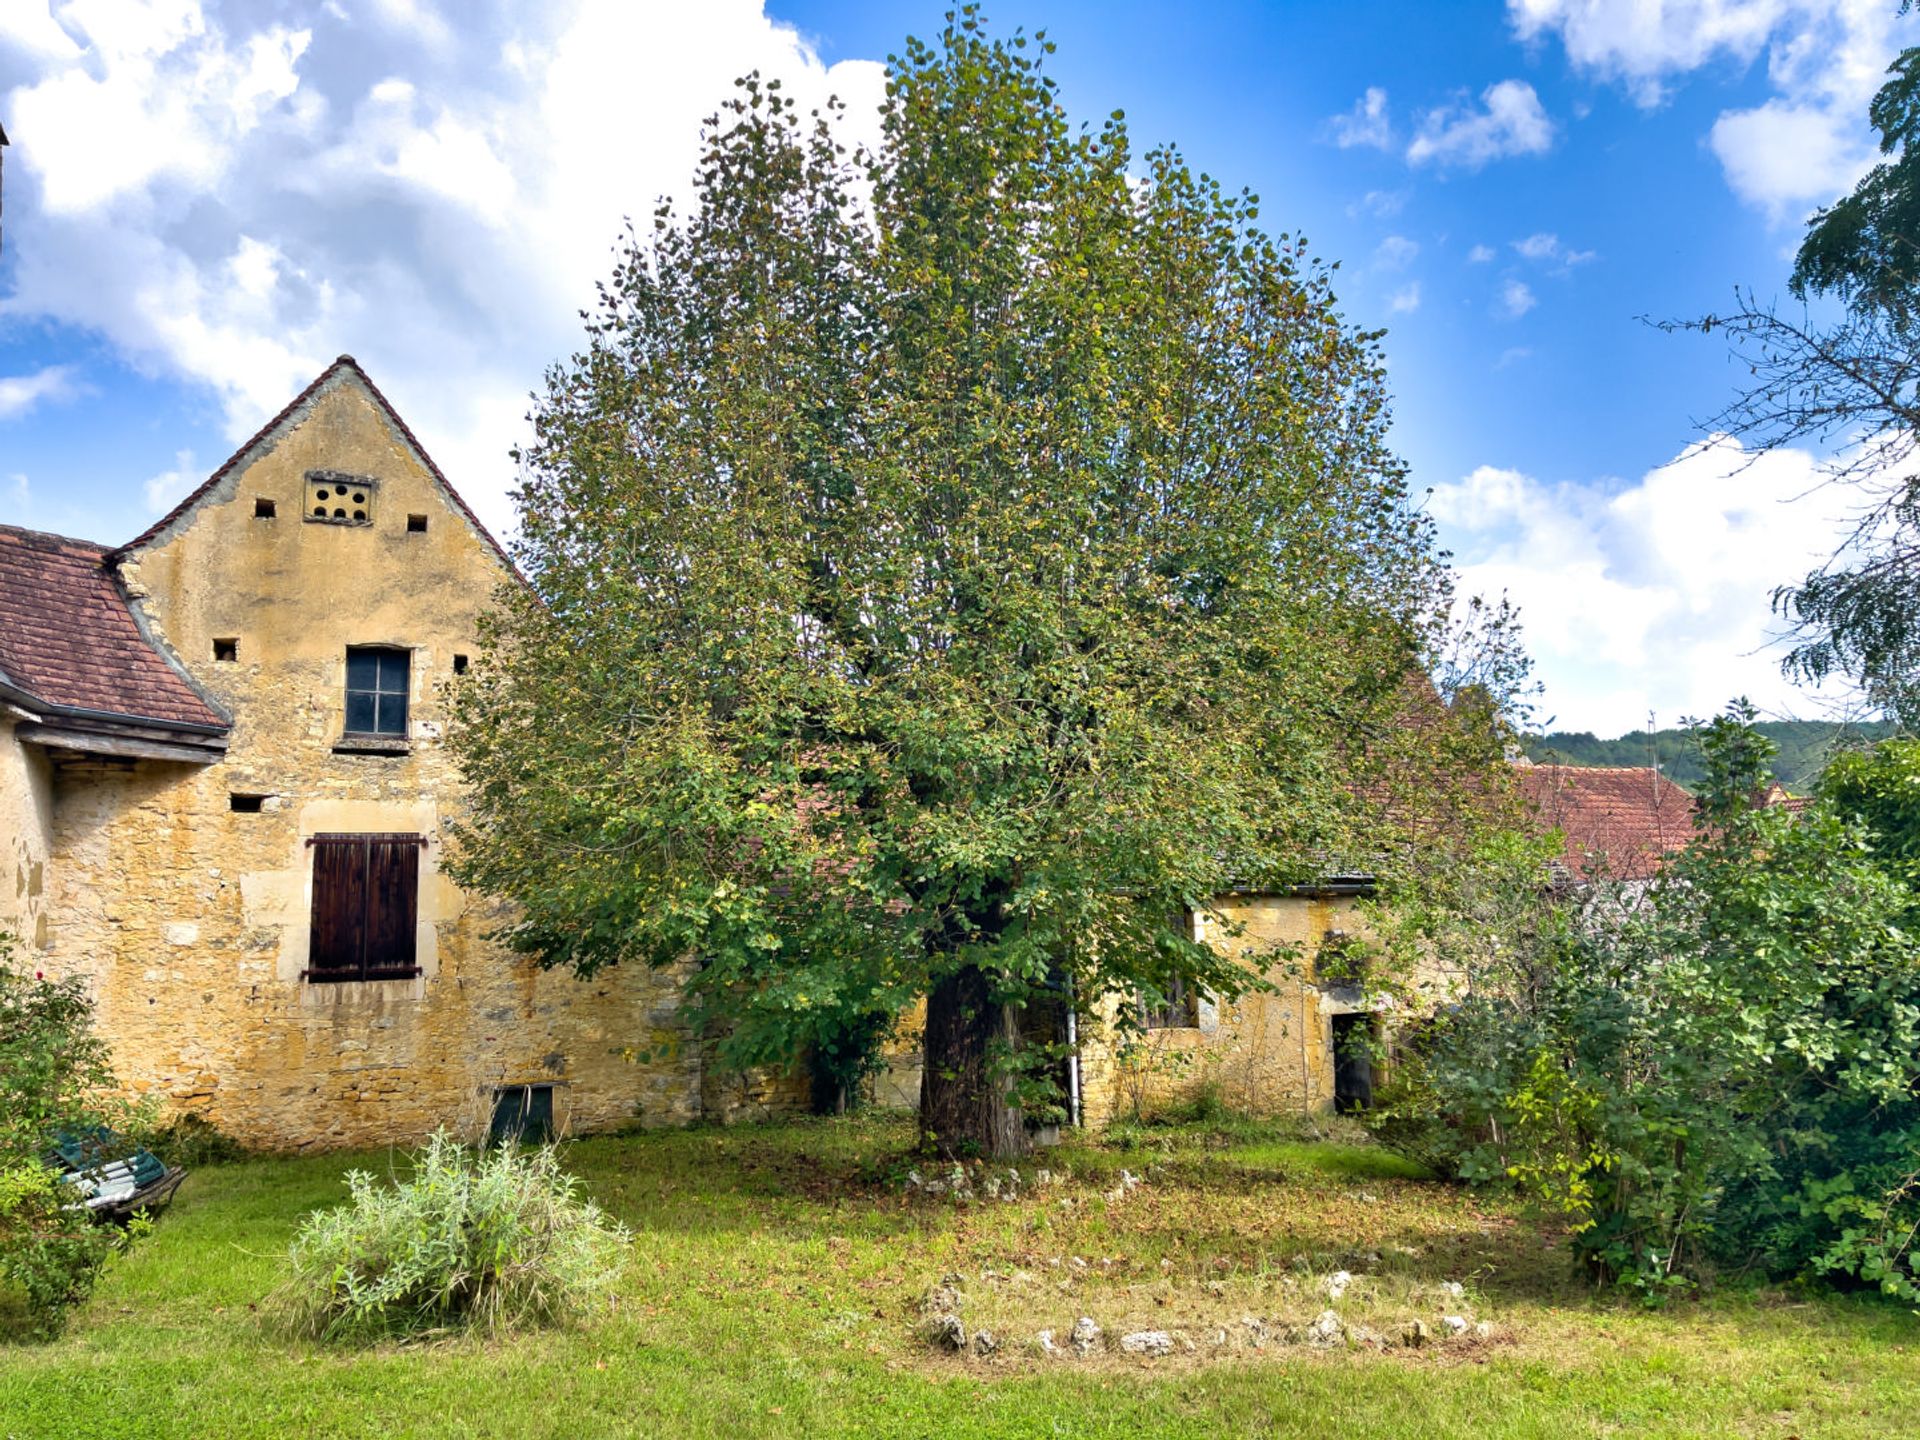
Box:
(1066, 1001), (1082, 1129)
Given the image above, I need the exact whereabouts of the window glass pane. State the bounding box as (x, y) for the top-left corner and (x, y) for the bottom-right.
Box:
(346, 649), (380, 690)
(377, 651), (409, 694)
(376, 692), (407, 736)
(345, 690), (377, 734)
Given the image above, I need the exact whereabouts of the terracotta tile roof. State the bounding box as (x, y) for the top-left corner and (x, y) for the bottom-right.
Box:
(0, 523), (228, 730)
(1515, 762), (1697, 883)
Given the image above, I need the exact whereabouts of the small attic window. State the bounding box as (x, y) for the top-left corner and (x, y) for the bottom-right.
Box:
(407, 514), (428, 534)
(254, 497), (276, 519)
(305, 470), (376, 526)
(213, 638), (238, 663)
(452, 653), (469, 675)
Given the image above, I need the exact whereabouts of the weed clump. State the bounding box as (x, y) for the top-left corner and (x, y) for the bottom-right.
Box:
(280, 1131), (630, 1342)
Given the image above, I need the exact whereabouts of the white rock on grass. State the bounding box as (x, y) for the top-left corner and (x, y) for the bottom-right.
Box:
(1036, 1329), (1060, 1357)
(1070, 1316), (1103, 1355)
(1440, 1280), (1465, 1299)
(1441, 1314), (1469, 1337)
(1119, 1330), (1173, 1357)
(1323, 1269), (1353, 1301)
(1306, 1310), (1345, 1347)
(925, 1313), (966, 1350)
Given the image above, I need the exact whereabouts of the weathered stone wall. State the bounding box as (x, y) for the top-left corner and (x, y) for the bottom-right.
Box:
(1076, 893), (1376, 1126)
(35, 371), (741, 1150)
(863, 892), (1403, 1131)
(0, 713), (54, 951)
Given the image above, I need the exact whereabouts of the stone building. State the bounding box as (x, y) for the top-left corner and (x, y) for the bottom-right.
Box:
(0, 356), (770, 1150)
(3, 356), (1401, 1151)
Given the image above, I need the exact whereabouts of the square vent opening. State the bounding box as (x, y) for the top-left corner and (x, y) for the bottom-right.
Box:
(254, 497), (276, 519)
(407, 514), (428, 534)
(213, 638), (238, 663)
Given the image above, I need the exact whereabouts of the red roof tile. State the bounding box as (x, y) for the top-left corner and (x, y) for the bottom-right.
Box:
(1516, 763), (1696, 882)
(0, 523), (227, 729)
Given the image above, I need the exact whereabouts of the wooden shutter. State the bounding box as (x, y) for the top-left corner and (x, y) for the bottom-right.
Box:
(364, 836), (419, 976)
(308, 839), (368, 978)
(307, 834), (422, 981)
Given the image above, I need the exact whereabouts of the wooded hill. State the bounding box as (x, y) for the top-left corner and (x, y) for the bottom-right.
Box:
(1520, 719), (1899, 791)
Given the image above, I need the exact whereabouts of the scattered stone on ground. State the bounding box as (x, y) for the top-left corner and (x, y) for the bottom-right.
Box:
(1323, 1269), (1352, 1302)
(1305, 1310), (1344, 1347)
(1400, 1319), (1431, 1348)
(1070, 1316), (1102, 1355)
(1035, 1329), (1060, 1357)
(972, 1329), (997, 1356)
(1441, 1314), (1469, 1337)
(1119, 1330), (1173, 1357)
(925, 1312), (966, 1350)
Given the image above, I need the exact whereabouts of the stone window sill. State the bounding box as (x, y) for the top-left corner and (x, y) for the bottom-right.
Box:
(332, 734), (412, 756)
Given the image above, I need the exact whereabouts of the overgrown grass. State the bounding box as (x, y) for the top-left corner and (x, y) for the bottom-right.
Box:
(2, 1112), (1916, 1438)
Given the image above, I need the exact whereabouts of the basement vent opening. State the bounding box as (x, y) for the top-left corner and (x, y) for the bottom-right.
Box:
(489, 1084), (556, 1145)
(406, 514), (428, 533)
(213, 638), (238, 663)
(254, 497), (276, 519)
(452, 653), (469, 675)
(229, 793), (267, 813)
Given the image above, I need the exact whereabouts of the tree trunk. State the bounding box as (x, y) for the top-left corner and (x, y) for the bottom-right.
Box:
(919, 963), (1029, 1160)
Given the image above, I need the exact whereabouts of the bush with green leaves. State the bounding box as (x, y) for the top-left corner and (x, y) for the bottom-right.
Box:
(1377, 705), (1920, 1300)
(0, 938), (148, 1337)
(281, 1132), (632, 1342)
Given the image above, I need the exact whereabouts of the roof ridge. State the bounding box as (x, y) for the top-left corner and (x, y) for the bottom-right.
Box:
(112, 354), (515, 573)
(0, 520), (109, 552)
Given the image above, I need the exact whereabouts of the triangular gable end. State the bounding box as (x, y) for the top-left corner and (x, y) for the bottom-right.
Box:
(111, 355), (516, 574)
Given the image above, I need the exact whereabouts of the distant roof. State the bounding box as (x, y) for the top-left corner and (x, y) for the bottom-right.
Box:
(1516, 763), (1697, 883)
(0, 523), (227, 730)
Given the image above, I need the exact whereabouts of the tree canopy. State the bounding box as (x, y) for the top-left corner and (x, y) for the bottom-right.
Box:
(448, 14), (1500, 1158)
(1679, 27), (1920, 724)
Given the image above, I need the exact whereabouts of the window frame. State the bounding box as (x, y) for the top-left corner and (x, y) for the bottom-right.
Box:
(344, 646), (411, 739)
(304, 832), (425, 984)
(1140, 973), (1201, 1031)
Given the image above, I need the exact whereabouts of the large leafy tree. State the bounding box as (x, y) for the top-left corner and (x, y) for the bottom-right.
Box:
(450, 15), (1482, 1158)
(1678, 14), (1920, 722)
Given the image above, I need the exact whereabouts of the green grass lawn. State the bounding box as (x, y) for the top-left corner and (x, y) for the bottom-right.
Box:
(3, 1112), (1916, 1439)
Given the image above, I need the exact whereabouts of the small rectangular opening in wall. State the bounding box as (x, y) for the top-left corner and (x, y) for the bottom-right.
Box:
(229, 793), (267, 813)
(254, 497), (276, 519)
(452, 653), (469, 675)
(213, 637), (238, 663)
(406, 514), (428, 533)
(489, 1084), (555, 1145)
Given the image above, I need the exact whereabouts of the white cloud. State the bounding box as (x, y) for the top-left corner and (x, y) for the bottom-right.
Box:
(1373, 234), (1420, 270)
(1495, 345), (1533, 368)
(1431, 438), (1861, 733)
(0, 1), (891, 539)
(0, 364), (78, 420)
(1350, 188), (1407, 219)
(1389, 282), (1422, 314)
(1511, 0), (1916, 220)
(1467, 243), (1497, 263)
(142, 449), (198, 513)
(1499, 278), (1537, 317)
(1513, 231), (1560, 260)
(1328, 86), (1392, 149)
(1406, 80), (1554, 170)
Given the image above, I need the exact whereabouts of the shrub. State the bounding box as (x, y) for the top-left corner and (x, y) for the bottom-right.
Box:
(281, 1132), (632, 1342)
(0, 939), (149, 1337)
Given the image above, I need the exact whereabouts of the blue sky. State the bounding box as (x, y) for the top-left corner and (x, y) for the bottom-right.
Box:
(0, 1), (1910, 735)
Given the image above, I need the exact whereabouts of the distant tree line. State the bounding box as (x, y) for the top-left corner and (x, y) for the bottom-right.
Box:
(1521, 719), (1898, 791)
